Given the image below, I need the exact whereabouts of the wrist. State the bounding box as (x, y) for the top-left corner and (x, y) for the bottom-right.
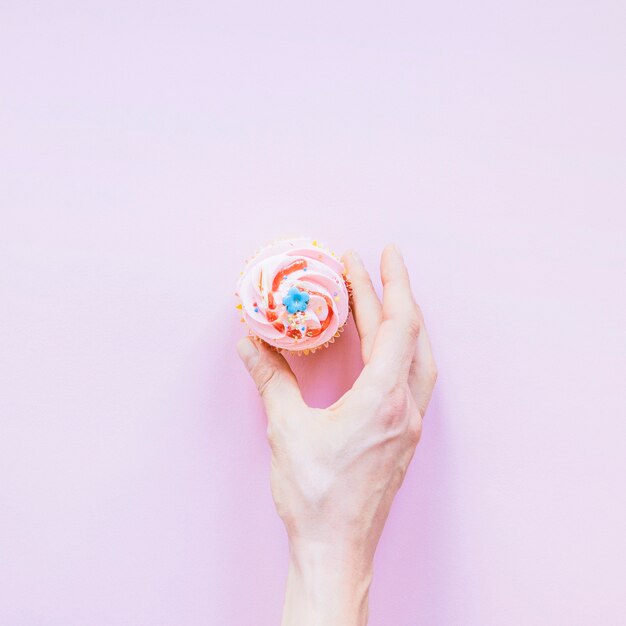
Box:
(281, 540), (373, 626)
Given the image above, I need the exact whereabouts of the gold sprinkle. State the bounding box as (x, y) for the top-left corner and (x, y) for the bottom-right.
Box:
(312, 240), (318, 247)
(235, 303), (243, 310)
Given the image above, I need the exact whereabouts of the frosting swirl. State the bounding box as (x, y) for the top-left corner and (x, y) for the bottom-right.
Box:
(236, 238), (350, 352)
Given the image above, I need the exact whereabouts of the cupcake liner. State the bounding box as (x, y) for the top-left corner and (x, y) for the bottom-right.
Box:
(235, 237), (353, 356)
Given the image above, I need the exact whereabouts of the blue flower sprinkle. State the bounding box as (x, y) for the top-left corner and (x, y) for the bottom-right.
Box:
(282, 286), (310, 314)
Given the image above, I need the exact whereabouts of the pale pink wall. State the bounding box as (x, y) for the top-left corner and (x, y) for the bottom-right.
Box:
(1, 1), (625, 624)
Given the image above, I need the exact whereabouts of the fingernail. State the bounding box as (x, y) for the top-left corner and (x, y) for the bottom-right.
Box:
(391, 244), (403, 259)
(237, 337), (260, 370)
(350, 250), (362, 264)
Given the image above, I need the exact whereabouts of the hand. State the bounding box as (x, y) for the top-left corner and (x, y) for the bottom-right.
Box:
(236, 244), (437, 626)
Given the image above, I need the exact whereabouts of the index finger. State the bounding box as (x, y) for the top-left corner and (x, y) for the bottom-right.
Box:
(341, 250), (382, 364)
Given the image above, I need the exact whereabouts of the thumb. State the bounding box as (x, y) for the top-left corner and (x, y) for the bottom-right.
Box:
(236, 336), (306, 417)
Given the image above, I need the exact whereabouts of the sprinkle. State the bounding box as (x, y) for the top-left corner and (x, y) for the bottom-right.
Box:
(312, 240), (318, 247)
(254, 307), (259, 312)
(317, 306), (322, 313)
(333, 291), (338, 296)
(301, 326), (305, 331)
(235, 303), (243, 310)
(283, 286), (310, 314)
(334, 296), (340, 301)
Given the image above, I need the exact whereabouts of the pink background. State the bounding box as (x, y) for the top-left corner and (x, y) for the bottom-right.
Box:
(1, 1), (625, 624)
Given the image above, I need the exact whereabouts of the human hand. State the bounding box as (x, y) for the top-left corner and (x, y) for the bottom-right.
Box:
(236, 244), (437, 626)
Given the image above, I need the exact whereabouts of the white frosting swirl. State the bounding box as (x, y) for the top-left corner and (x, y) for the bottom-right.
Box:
(236, 238), (350, 351)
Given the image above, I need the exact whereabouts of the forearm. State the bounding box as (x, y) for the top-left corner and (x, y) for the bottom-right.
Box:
(281, 541), (373, 626)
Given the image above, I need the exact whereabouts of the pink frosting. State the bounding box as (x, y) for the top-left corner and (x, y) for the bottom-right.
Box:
(237, 238), (350, 351)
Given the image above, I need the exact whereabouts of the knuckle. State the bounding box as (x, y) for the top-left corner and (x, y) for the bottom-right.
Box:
(407, 415), (422, 446)
(428, 360), (439, 385)
(389, 384), (410, 411)
(256, 365), (281, 398)
(406, 311), (421, 339)
(266, 426), (279, 453)
(379, 384), (411, 427)
(266, 418), (287, 453)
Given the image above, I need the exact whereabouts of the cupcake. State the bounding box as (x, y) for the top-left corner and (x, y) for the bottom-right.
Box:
(236, 237), (351, 354)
